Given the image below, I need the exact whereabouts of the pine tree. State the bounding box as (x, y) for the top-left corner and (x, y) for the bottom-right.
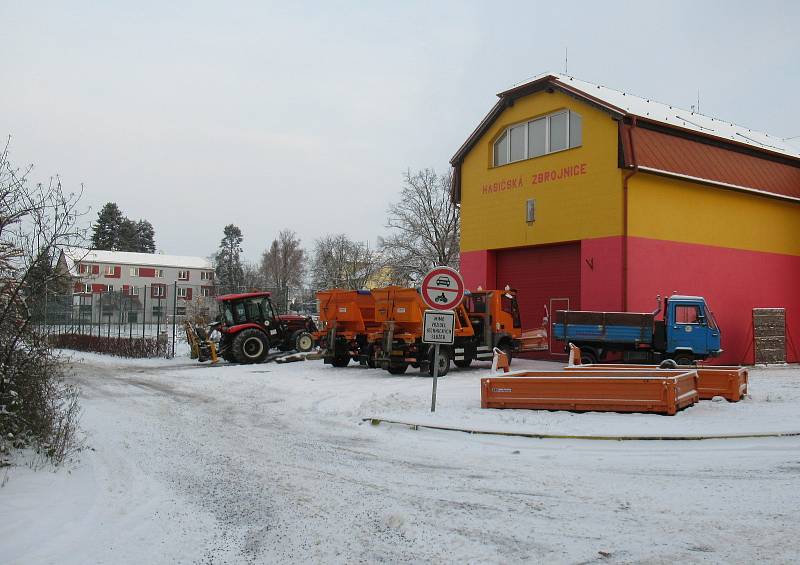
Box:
(135, 220), (156, 253)
(215, 224), (244, 291)
(117, 218), (138, 252)
(91, 203), (125, 250)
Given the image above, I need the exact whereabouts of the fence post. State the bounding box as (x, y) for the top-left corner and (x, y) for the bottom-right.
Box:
(172, 281), (178, 358)
(98, 291), (103, 337)
(143, 286), (147, 340)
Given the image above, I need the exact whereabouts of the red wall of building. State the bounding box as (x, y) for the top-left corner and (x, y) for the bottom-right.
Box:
(627, 236), (800, 365)
(460, 249), (496, 291)
(580, 236), (624, 312)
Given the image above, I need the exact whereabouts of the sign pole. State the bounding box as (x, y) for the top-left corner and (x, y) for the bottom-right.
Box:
(431, 343), (440, 412)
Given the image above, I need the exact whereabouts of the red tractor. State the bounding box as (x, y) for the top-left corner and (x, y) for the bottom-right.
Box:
(214, 292), (316, 363)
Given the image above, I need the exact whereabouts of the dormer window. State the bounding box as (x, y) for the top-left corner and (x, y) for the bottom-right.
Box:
(493, 110), (582, 167)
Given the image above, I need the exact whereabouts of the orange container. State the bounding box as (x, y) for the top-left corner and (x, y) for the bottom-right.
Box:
(481, 370), (699, 415)
(316, 289), (379, 336)
(565, 365), (748, 402)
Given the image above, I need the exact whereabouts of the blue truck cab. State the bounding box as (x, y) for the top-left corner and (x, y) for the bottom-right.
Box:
(662, 295), (722, 361)
(553, 294), (722, 364)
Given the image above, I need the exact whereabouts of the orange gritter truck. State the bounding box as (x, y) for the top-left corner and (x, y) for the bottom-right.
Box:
(315, 289), (381, 367)
(369, 286), (523, 376)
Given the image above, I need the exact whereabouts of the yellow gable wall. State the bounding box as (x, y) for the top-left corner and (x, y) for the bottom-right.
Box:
(628, 173), (800, 257)
(459, 90), (623, 253)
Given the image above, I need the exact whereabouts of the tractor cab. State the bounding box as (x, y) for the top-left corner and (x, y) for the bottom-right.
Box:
(215, 292), (316, 363)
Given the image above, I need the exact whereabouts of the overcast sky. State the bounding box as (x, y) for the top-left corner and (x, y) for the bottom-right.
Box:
(3, 1), (798, 263)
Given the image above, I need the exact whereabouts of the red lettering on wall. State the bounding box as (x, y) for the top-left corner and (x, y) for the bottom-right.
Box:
(485, 163), (588, 196)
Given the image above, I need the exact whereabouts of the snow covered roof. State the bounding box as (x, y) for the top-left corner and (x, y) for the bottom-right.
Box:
(500, 73), (800, 160)
(61, 247), (212, 272)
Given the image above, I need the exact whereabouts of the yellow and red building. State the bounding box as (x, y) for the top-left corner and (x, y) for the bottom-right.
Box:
(450, 73), (800, 364)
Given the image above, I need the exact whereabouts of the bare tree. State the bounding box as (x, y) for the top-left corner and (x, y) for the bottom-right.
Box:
(241, 261), (266, 290)
(0, 137), (85, 464)
(261, 229), (305, 311)
(311, 234), (379, 290)
(379, 168), (459, 285)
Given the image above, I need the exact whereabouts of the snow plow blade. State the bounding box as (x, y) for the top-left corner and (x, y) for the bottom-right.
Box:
(564, 365), (748, 402)
(481, 370), (699, 415)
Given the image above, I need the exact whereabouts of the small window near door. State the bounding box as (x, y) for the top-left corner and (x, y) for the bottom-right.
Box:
(675, 305), (700, 324)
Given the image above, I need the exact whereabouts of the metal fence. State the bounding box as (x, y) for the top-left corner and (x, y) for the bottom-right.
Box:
(31, 284), (321, 358)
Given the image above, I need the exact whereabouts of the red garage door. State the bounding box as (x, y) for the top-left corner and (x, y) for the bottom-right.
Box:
(495, 243), (581, 356)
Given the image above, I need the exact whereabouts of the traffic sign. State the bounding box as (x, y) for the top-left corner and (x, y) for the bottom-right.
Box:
(421, 266), (464, 311)
(423, 310), (455, 345)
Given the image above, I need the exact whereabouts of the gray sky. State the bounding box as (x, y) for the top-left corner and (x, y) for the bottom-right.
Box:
(3, 1), (798, 263)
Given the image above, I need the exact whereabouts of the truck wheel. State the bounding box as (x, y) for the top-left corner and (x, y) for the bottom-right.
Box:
(233, 329), (269, 364)
(387, 362), (408, 375)
(580, 350), (598, 365)
(673, 353), (695, 366)
(428, 348), (451, 377)
(454, 357), (472, 368)
(365, 344), (377, 368)
(294, 331), (314, 353)
(331, 355), (350, 367)
(497, 341), (513, 364)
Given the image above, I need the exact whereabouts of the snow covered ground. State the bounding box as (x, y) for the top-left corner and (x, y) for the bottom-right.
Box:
(2, 353), (800, 564)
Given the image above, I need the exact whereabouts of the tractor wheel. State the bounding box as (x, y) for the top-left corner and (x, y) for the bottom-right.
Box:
(331, 355), (350, 367)
(673, 353), (695, 366)
(294, 331), (314, 353)
(427, 347), (451, 377)
(232, 329), (270, 364)
(387, 362), (408, 375)
(219, 338), (236, 363)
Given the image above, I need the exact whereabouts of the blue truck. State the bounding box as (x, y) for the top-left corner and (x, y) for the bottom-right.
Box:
(553, 295), (722, 365)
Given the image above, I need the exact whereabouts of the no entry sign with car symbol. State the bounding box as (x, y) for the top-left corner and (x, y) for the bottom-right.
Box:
(421, 266), (464, 311)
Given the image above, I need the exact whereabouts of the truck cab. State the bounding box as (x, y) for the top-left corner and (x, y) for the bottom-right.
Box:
(659, 295), (722, 362)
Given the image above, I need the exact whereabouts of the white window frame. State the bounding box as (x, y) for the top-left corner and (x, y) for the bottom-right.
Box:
(177, 287), (188, 298)
(178, 269), (190, 281)
(201, 271), (213, 281)
(129, 286), (140, 296)
(82, 283), (91, 294)
(130, 267), (140, 277)
(201, 287), (212, 297)
(155, 269), (165, 278)
(104, 265), (115, 275)
(493, 110), (581, 167)
(105, 284), (114, 292)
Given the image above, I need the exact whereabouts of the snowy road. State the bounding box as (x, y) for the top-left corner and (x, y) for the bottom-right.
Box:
(3, 355), (800, 564)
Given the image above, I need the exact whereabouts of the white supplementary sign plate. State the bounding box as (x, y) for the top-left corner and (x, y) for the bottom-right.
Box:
(423, 310), (455, 345)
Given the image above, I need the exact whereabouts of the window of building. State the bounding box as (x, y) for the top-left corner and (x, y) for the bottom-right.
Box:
(82, 283), (91, 294)
(130, 267), (140, 277)
(177, 287), (188, 298)
(104, 265), (115, 275)
(129, 286), (140, 296)
(152, 306), (164, 318)
(79, 264), (91, 275)
(493, 110), (582, 166)
(105, 284), (114, 293)
(200, 271), (213, 281)
(155, 269), (164, 278)
(178, 270), (190, 281)
(175, 306), (187, 316)
(201, 287), (212, 297)
(153, 285), (165, 298)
